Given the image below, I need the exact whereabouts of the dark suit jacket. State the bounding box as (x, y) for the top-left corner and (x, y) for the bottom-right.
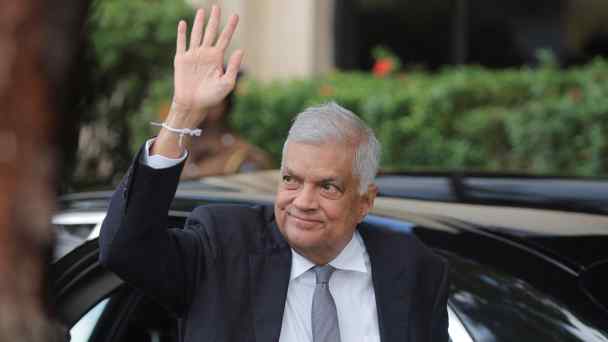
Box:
(99, 149), (449, 342)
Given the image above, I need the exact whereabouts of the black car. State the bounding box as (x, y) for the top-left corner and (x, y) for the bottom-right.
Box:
(51, 171), (608, 341)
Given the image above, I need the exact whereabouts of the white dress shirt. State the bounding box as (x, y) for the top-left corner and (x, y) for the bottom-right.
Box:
(279, 232), (380, 342)
(142, 139), (381, 341)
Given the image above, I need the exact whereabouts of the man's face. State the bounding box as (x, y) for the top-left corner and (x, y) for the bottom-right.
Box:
(274, 141), (376, 264)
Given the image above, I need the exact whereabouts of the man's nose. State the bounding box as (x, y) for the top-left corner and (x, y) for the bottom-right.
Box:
(292, 184), (318, 210)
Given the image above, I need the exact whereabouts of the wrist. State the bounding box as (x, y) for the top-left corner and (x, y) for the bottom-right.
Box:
(166, 100), (206, 128)
(152, 129), (189, 158)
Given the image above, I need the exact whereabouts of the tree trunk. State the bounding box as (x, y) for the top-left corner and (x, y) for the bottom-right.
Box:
(0, 0), (90, 340)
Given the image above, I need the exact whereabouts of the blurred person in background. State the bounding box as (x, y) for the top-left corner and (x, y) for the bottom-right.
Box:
(180, 72), (273, 179)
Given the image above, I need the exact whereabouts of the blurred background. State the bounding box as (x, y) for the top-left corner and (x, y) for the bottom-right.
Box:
(69, 0), (608, 190)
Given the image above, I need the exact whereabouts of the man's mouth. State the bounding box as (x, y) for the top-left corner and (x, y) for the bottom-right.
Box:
(287, 211), (323, 224)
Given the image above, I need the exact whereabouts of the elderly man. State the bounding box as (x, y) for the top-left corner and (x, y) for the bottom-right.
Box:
(99, 5), (449, 342)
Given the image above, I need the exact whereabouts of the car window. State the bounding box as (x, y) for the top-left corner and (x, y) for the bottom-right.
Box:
(68, 286), (176, 342)
(447, 254), (608, 342)
(70, 298), (109, 341)
(448, 305), (474, 342)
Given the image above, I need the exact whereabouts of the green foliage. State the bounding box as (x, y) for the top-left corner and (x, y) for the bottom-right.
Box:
(74, 0), (193, 188)
(229, 60), (608, 176)
(80, 0), (608, 188)
(91, 0), (188, 72)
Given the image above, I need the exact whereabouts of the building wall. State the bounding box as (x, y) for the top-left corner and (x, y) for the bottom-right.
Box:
(189, 0), (335, 81)
(185, 0), (608, 76)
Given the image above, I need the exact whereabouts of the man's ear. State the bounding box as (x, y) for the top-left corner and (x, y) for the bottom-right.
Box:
(358, 184), (378, 222)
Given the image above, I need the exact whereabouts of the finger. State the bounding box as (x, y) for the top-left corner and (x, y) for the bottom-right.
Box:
(216, 14), (239, 50)
(176, 20), (187, 55)
(201, 5), (220, 47)
(224, 49), (244, 82)
(189, 8), (205, 49)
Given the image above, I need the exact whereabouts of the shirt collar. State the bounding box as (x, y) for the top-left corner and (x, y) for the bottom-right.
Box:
(290, 248), (315, 280)
(290, 231), (368, 280)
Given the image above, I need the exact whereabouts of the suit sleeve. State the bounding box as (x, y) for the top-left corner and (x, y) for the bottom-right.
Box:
(431, 259), (450, 342)
(98, 145), (206, 317)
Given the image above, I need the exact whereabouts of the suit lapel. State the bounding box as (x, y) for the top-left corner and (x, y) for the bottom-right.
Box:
(360, 225), (417, 342)
(249, 221), (291, 342)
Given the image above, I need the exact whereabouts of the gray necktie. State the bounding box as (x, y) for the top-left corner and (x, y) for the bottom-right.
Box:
(311, 265), (341, 342)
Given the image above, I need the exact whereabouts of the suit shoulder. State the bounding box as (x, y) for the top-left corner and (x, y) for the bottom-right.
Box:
(187, 203), (281, 253)
(190, 203), (271, 221)
(359, 220), (447, 271)
(188, 203), (272, 234)
(367, 223), (449, 292)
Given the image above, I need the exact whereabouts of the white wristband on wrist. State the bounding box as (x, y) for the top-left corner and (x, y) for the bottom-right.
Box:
(150, 122), (202, 146)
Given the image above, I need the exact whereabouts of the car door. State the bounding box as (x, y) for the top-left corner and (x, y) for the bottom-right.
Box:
(52, 239), (178, 342)
(52, 238), (480, 342)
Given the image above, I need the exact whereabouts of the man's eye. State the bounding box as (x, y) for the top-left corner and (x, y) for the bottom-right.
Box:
(282, 175), (299, 188)
(320, 183), (341, 196)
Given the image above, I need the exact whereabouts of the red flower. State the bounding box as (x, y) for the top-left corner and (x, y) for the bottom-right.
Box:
(373, 58), (394, 77)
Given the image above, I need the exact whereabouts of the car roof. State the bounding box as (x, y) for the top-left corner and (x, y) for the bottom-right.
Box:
(58, 170), (608, 269)
(178, 170), (608, 235)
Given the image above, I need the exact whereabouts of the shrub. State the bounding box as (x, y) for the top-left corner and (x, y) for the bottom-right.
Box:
(229, 60), (608, 176)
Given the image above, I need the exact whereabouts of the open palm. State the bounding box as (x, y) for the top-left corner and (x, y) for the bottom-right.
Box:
(172, 6), (243, 125)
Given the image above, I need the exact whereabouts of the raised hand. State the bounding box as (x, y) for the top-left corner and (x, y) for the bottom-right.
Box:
(173, 6), (242, 120)
(153, 5), (243, 158)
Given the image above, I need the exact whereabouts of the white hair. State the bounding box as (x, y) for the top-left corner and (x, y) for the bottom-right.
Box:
(281, 102), (381, 194)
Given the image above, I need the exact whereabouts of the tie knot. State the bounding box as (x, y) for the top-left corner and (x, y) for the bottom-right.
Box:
(313, 265), (335, 284)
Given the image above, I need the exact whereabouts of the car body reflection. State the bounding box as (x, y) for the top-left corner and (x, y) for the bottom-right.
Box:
(447, 252), (608, 341)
